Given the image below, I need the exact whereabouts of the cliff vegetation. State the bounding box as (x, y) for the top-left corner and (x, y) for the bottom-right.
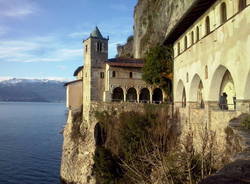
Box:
(91, 105), (228, 184)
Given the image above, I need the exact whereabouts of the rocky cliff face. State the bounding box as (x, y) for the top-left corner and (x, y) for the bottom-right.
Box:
(117, 36), (134, 58)
(133, 0), (196, 58)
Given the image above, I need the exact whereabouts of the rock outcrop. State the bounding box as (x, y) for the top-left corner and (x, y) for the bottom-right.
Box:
(133, 0), (196, 58)
(117, 36), (134, 58)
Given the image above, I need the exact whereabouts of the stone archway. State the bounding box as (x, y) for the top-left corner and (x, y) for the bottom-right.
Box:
(139, 88), (150, 103)
(176, 80), (185, 102)
(189, 74), (204, 108)
(94, 123), (107, 146)
(112, 87), (124, 102)
(220, 70), (236, 110)
(152, 88), (163, 104)
(126, 88), (137, 102)
(209, 65), (236, 110)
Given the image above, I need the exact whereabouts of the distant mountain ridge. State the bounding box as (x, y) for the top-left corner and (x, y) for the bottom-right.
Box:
(0, 78), (67, 102)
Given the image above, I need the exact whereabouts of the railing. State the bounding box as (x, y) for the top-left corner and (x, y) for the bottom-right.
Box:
(111, 99), (164, 104)
(213, 103), (236, 111)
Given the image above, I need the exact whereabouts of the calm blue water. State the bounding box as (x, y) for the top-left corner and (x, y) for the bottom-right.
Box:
(0, 102), (66, 184)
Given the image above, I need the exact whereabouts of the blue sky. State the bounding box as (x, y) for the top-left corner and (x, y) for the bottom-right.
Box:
(0, 0), (137, 80)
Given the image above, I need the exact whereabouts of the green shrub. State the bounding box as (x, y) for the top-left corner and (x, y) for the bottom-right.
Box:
(241, 115), (250, 129)
(142, 45), (173, 91)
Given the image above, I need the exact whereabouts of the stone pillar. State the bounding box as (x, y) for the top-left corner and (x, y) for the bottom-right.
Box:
(162, 90), (166, 103)
(149, 88), (153, 103)
(123, 88), (127, 102)
(136, 88), (140, 103)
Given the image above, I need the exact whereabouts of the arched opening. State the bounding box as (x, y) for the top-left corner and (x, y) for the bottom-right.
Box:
(196, 26), (200, 42)
(94, 123), (107, 146)
(209, 66), (236, 110)
(126, 88), (137, 102)
(184, 36), (188, 49)
(219, 70), (236, 110)
(153, 88), (163, 104)
(205, 16), (210, 35)
(239, 0), (247, 11)
(139, 88), (150, 103)
(189, 74), (204, 108)
(220, 2), (227, 24)
(112, 87), (124, 102)
(176, 80), (185, 101)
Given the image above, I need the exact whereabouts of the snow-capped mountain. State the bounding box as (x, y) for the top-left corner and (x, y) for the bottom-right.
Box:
(0, 78), (68, 102)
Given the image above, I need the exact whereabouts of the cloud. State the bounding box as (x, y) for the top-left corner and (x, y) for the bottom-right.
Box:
(0, 0), (38, 17)
(0, 36), (83, 63)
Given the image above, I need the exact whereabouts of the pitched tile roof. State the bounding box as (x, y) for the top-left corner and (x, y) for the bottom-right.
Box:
(105, 57), (144, 68)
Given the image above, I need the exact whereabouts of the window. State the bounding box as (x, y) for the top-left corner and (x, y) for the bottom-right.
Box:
(196, 26), (200, 42)
(177, 42), (180, 54)
(85, 45), (88, 53)
(129, 72), (133, 78)
(184, 36), (188, 50)
(239, 0), (247, 11)
(97, 42), (103, 52)
(191, 31), (194, 45)
(112, 71), (116, 78)
(205, 16), (210, 35)
(220, 2), (227, 24)
(205, 65), (208, 79)
(100, 72), (104, 79)
(186, 73), (189, 83)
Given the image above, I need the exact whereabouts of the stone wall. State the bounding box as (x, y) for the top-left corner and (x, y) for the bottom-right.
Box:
(178, 104), (243, 158)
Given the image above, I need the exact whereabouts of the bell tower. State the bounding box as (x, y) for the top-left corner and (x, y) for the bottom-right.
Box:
(82, 27), (109, 103)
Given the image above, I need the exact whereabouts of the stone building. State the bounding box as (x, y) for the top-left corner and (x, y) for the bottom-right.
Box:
(64, 66), (83, 110)
(65, 27), (165, 110)
(162, 0), (250, 112)
(161, 0), (250, 152)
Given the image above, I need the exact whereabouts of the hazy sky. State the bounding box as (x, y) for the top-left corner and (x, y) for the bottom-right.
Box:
(0, 0), (137, 80)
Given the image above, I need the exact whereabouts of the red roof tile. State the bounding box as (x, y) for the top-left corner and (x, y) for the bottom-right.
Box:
(105, 57), (144, 68)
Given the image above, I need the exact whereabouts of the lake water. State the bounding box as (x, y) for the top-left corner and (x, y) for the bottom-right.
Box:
(0, 102), (66, 184)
